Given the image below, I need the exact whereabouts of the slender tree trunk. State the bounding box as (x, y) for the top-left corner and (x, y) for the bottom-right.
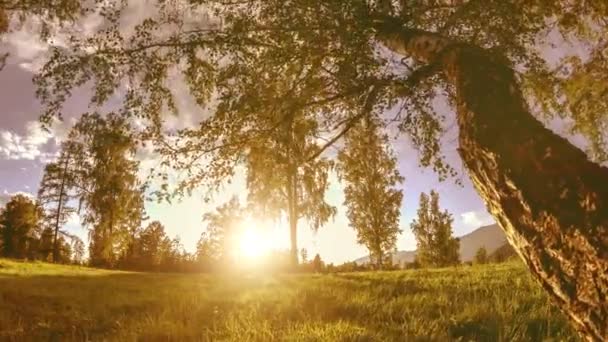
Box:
(376, 25), (608, 341)
(52, 153), (70, 263)
(107, 207), (115, 268)
(284, 115), (299, 267)
(287, 168), (299, 266)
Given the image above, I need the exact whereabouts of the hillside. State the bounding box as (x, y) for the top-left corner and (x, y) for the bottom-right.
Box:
(355, 223), (507, 265)
(458, 224), (508, 261)
(0, 258), (576, 341)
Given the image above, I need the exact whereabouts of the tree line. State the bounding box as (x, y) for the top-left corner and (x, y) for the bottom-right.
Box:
(0, 111), (497, 272)
(0, 194), (82, 263)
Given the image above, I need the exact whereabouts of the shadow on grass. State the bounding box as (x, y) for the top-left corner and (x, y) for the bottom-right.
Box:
(0, 272), (214, 341)
(449, 317), (501, 341)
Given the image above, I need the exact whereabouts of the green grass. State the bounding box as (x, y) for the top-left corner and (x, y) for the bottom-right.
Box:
(0, 259), (577, 341)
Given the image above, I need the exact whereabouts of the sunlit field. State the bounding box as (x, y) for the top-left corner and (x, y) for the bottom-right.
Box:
(0, 259), (576, 341)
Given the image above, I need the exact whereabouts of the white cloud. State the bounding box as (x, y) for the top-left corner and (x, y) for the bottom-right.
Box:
(2, 5), (106, 72)
(460, 210), (494, 229)
(0, 118), (73, 162)
(1, 18), (55, 72)
(0, 190), (35, 206)
(0, 121), (53, 161)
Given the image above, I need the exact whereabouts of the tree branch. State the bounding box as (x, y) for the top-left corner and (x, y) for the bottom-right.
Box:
(305, 86), (379, 163)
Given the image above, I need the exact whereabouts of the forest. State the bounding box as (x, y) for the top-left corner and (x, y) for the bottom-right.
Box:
(0, 1), (607, 341)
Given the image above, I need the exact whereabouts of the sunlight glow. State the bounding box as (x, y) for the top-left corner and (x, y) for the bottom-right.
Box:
(236, 218), (281, 263)
(238, 227), (270, 259)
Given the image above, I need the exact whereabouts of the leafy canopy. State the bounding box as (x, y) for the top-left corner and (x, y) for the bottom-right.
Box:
(27, 1), (608, 192)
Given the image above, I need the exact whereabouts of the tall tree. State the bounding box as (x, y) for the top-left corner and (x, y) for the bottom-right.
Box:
(70, 113), (146, 268)
(411, 191), (460, 268)
(37, 226), (54, 261)
(312, 253), (324, 273)
(195, 231), (216, 269)
(201, 196), (245, 266)
(160, 236), (185, 271)
(245, 112), (336, 265)
(70, 235), (85, 264)
(337, 118), (403, 269)
(33, 1), (608, 339)
(37, 141), (81, 262)
(0, 194), (42, 259)
(138, 221), (169, 270)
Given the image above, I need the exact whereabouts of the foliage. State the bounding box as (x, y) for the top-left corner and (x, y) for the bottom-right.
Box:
(0, 194), (42, 259)
(29, 2), (608, 194)
(116, 221), (179, 271)
(36, 227), (54, 260)
(37, 141), (81, 262)
(0, 194), (83, 263)
(312, 253), (324, 273)
(138, 221), (170, 270)
(245, 109), (336, 265)
(0, 258), (577, 341)
(490, 243), (518, 264)
(411, 190), (460, 268)
(337, 118), (403, 269)
(299, 248), (308, 264)
(0, 0), (82, 69)
(68, 113), (146, 268)
(0, 0), (81, 30)
(31, 0), (447, 195)
(474, 247), (489, 265)
(197, 196), (245, 267)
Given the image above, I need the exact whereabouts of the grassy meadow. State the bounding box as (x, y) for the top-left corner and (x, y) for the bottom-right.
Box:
(0, 259), (577, 341)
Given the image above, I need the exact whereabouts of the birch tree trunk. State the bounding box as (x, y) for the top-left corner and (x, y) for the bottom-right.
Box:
(376, 25), (608, 341)
(287, 169), (299, 266)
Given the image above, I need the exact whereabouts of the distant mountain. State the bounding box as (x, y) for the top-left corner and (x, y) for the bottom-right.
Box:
(457, 224), (507, 262)
(354, 223), (507, 265)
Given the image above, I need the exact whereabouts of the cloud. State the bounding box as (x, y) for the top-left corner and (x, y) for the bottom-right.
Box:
(0, 190), (35, 206)
(1, 17), (57, 72)
(0, 117), (75, 162)
(2, 0), (161, 74)
(1, 4), (107, 72)
(460, 210), (494, 229)
(0, 121), (53, 161)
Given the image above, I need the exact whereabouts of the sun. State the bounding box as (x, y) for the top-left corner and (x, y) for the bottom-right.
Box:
(239, 228), (266, 258)
(238, 227), (269, 259)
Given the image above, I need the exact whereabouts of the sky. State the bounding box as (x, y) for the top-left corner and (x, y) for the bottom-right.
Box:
(0, 59), (495, 264)
(0, 3), (593, 264)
